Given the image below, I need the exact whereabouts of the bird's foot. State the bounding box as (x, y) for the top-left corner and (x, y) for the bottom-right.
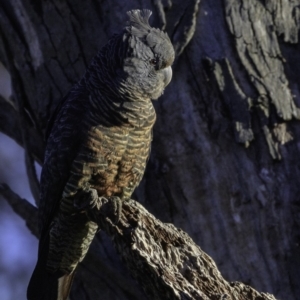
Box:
(95, 196), (122, 224)
(73, 188), (99, 210)
(74, 188), (122, 224)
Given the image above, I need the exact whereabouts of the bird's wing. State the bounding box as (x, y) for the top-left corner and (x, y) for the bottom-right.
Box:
(44, 90), (71, 142)
(39, 89), (89, 239)
(28, 89), (94, 300)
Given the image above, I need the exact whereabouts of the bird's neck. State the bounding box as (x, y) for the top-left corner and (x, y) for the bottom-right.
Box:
(86, 89), (156, 129)
(79, 56), (156, 128)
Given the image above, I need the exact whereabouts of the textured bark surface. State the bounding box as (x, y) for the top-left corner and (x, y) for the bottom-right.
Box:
(0, 0), (299, 299)
(0, 184), (277, 300)
(79, 197), (277, 300)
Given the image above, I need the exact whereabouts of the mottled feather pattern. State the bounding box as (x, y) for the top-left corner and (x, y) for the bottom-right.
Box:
(28, 9), (174, 300)
(38, 88), (89, 235)
(48, 206), (98, 273)
(62, 96), (156, 200)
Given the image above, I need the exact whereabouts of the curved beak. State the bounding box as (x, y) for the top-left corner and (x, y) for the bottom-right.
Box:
(163, 66), (172, 88)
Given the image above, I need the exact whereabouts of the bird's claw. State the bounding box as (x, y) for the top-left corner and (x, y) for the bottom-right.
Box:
(73, 188), (122, 224)
(108, 196), (123, 224)
(95, 196), (122, 224)
(73, 188), (99, 210)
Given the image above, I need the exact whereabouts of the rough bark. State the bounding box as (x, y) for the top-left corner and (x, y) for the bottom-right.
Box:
(0, 184), (276, 300)
(0, 0), (299, 299)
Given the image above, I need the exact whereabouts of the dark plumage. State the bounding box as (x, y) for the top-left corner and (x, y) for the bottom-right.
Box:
(27, 9), (174, 300)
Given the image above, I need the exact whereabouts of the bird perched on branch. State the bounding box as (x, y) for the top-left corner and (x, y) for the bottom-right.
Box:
(27, 9), (174, 300)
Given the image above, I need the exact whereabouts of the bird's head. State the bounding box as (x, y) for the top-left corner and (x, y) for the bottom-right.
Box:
(120, 9), (175, 100)
(86, 10), (174, 102)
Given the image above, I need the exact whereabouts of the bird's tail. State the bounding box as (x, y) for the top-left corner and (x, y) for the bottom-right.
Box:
(27, 267), (75, 300)
(27, 232), (75, 300)
(27, 212), (98, 300)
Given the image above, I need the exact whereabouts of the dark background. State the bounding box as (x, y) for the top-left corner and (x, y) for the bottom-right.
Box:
(0, 64), (38, 300)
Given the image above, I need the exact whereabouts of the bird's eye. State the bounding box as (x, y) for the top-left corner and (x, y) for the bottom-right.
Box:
(150, 58), (158, 65)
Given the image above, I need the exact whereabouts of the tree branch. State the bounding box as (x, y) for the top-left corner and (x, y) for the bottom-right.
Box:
(0, 184), (277, 299)
(0, 95), (22, 146)
(0, 183), (38, 238)
(83, 198), (278, 300)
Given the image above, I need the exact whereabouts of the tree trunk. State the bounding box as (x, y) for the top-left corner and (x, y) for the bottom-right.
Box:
(0, 0), (299, 299)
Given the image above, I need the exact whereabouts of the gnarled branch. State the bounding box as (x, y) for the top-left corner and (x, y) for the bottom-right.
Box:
(1, 188), (277, 299)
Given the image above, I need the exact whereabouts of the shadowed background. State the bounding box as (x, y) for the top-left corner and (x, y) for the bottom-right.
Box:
(0, 63), (39, 300)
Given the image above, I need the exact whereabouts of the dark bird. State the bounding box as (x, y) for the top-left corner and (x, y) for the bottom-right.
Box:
(27, 9), (174, 300)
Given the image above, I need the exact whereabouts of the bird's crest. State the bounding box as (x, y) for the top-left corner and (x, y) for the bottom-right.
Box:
(126, 9), (153, 38)
(125, 9), (171, 52)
